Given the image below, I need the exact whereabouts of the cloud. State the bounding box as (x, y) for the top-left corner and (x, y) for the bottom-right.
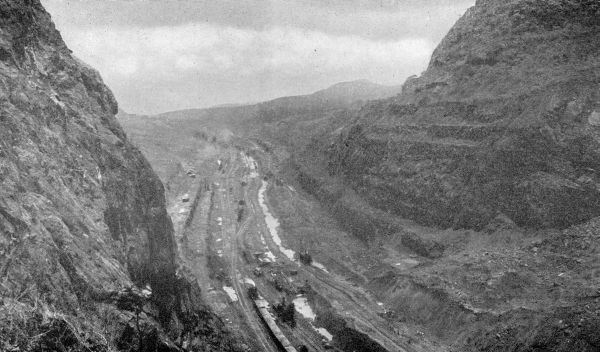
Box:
(44, 0), (473, 41)
(60, 22), (434, 113)
(41, 0), (475, 114)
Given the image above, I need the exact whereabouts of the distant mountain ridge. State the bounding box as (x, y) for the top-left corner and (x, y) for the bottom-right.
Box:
(147, 79), (401, 120)
(315, 79), (402, 101)
(260, 79), (402, 109)
(118, 79), (403, 156)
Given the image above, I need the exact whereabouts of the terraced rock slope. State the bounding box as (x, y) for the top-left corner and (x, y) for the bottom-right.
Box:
(327, 0), (600, 230)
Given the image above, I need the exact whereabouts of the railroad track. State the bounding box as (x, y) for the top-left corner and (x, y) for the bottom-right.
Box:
(214, 154), (278, 352)
(238, 170), (327, 352)
(219, 149), (352, 352)
(302, 267), (417, 352)
(240, 156), (414, 352)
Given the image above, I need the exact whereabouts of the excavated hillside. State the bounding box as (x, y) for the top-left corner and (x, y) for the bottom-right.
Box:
(111, 2), (600, 351)
(326, 0), (600, 231)
(0, 1), (239, 351)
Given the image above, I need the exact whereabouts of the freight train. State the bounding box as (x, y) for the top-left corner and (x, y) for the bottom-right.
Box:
(253, 298), (298, 352)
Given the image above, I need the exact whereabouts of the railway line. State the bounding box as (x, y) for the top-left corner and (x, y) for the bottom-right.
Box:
(255, 204), (413, 352)
(216, 155), (279, 352)
(226, 151), (331, 352)
(302, 266), (416, 352)
(236, 161), (326, 352)
(254, 298), (298, 352)
(207, 147), (414, 352)
(242, 150), (418, 352)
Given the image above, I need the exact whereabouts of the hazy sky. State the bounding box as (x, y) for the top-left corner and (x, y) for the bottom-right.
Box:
(42, 0), (474, 115)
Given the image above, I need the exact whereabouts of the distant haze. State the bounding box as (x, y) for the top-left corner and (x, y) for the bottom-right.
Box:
(42, 0), (474, 115)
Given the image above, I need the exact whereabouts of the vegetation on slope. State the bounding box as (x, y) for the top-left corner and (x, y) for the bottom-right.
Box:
(0, 1), (240, 351)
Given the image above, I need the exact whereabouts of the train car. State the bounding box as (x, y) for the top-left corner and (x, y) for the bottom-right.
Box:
(254, 298), (298, 352)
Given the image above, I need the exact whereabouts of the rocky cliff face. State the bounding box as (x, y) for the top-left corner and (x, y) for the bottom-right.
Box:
(328, 0), (600, 230)
(0, 1), (237, 351)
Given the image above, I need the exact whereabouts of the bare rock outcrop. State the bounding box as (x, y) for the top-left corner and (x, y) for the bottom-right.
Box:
(327, 0), (600, 230)
(0, 1), (238, 351)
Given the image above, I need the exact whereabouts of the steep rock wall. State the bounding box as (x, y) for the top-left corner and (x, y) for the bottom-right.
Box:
(328, 0), (600, 230)
(0, 1), (237, 351)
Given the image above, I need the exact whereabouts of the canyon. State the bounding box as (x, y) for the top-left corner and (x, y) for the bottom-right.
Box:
(2, 0), (599, 351)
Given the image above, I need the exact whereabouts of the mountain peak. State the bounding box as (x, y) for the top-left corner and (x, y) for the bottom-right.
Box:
(309, 79), (402, 103)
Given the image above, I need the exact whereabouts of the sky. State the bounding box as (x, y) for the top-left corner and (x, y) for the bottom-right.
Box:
(41, 0), (475, 115)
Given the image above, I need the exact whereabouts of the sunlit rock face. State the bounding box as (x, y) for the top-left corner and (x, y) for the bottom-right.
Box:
(0, 1), (237, 351)
(328, 0), (600, 230)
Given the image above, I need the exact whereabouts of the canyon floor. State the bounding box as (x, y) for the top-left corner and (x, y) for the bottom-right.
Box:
(121, 114), (600, 352)
(164, 137), (439, 352)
